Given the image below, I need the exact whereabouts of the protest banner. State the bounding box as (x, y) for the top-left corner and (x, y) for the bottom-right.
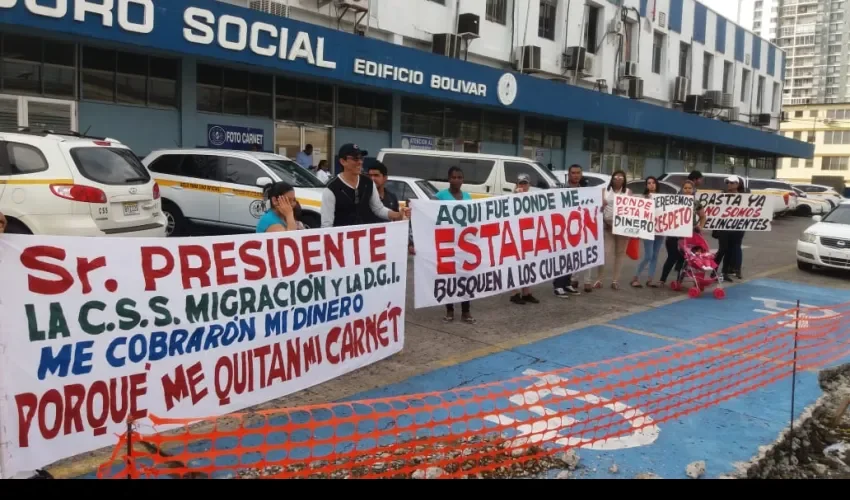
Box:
(612, 194), (655, 240)
(0, 222), (409, 478)
(652, 194), (695, 238)
(410, 188), (604, 309)
(697, 192), (774, 231)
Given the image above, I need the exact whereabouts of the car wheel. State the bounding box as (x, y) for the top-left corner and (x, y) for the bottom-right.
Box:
(5, 218), (32, 234)
(161, 200), (187, 237)
(797, 260), (814, 272)
(796, 205), (812, 217)
(301, 212), (321, 230)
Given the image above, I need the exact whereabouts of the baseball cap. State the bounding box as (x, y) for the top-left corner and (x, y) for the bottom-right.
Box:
(338, 143), (367, 159)
(517, 173), (530, 184)
(725, 175), (740, 183)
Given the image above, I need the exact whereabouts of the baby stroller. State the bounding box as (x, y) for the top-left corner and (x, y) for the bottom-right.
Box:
(669, 233), (726, 299)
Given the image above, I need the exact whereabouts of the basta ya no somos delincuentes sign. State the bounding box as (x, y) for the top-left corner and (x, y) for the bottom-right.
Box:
(0, 222), (410, 478)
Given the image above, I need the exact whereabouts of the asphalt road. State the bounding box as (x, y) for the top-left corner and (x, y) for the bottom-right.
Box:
(50, 213), (850, 478)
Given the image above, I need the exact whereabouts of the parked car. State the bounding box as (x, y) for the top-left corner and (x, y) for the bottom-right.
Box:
(746, 178), (799, 217)
(793, 184), (844, 209)
(791, 187), (832, 216)
(553, 171), (611, 188)
(376, 149), (564, 198)
(626, 179), (680, 194)
(385, 176), (439, 208)
(797, 201), (850, 272)
(142, 149), (326, 236)
(0, 130), (166, 237)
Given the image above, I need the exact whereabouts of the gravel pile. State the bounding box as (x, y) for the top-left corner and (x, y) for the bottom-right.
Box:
(228, 436), (588, 479)
(743, 363), (850, 479)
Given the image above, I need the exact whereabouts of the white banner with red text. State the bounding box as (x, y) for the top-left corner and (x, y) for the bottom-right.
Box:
(410, 188), (605, 309)
(0, 222), (409, 478)
(652, 194), (695, 238)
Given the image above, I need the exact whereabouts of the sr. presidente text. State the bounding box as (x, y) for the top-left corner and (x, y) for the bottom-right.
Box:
(432, 190), (600, 274)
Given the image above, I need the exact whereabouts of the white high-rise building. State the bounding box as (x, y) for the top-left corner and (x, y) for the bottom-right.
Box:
(751, 0), (779, 42)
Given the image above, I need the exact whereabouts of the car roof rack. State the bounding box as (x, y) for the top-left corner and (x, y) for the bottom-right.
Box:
(14, 127), (121, 143)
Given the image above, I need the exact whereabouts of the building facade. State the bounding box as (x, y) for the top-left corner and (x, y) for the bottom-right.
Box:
(777, 102), (850, 183)
(0, 0), (810, 180)
(752, 0), (778, 42)
(772, 0), (849, 106)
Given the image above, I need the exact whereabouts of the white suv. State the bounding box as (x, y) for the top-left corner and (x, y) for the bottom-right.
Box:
(0, 131), (166, 237)
(142, 149), (326, 236)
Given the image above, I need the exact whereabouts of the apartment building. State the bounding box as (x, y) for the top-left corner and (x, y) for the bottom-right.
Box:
(752, 0), (779, 42)
(0, 0), (810, 179)
(772, 0), (849, 106)
(778, 102), (850, 182)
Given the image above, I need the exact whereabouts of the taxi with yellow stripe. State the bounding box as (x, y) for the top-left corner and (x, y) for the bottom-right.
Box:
(142, 149), (325, 236)
(0, 130), (166, 237)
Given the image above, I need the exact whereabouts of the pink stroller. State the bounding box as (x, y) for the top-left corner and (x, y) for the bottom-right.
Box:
(669, 233), (726, 299)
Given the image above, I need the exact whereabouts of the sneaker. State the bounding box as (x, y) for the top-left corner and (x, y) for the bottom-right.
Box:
(553, 288), (570, 299)
(510, 294), (526, 304)
(565, 285), (581, 295)
(522, 294), (540, 304)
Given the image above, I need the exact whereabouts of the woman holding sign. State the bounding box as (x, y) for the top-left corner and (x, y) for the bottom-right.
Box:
(659, 180), (707, 286)
(632, 177), (665, 288)
(591, 170), (632, 290)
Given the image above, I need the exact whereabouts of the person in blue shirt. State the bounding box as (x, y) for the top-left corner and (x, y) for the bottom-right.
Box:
(295, 144), (313, 170)
(434, 166), (475, 324)
(256, 181), (304, 233)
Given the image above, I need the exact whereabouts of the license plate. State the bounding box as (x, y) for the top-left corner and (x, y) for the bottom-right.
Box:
(123, 202), (139, 216)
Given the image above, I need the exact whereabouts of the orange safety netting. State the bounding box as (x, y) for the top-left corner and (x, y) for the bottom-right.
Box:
(96, 302), (850, 479)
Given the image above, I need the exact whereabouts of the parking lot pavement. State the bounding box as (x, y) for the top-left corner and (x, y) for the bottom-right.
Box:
(54, 214), (850, 478)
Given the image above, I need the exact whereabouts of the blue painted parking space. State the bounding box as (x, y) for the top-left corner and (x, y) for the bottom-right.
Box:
(344, 279), (850, 479)
(82, 279), (850, 479)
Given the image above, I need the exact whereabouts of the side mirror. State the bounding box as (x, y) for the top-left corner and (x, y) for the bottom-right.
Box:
(256, 176), (273, 188)
(812, 215), (822, 222)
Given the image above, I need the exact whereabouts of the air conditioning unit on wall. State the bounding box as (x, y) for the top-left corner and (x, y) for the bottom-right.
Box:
(621, 61), (638, 78)
(250, 0), (290, 17)
(516, 45), (542, 73)
(673, 76), (689, 103)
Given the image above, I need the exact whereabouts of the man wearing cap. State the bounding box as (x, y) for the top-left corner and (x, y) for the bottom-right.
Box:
(510, 174), (540, 305)
(321, 144), (408, 228)
(554, 164), (587, 297)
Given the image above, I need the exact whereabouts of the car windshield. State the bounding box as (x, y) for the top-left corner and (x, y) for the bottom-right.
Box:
(533, 162), (564, 187)
(415, 180), (439, 199)
(70, 146), (151, 185)
(261, 159), (326, 188)
(822, 206), (850, 224)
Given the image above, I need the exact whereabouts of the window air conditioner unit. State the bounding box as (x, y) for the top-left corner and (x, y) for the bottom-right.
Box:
(582, 53), (595, 75)
(249, 0), (290, 17)
(684, 94), (706, 113)
(515, 45), (542, 73)
(703, 90), (723, 108)
(457, 13), (480, 37)
(673, 76), (689, 103)
(720, 92), (734, 108)
(620, 61), (638, 78)
(628, 78), (644, 99)
(432, 33), (462, 58)
(334, 0), (369, 9)
(724, 107), (740, 122)
(563, 46), (586, 71)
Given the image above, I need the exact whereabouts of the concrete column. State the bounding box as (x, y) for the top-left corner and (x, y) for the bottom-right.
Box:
(180, 57), (197, 149)
(391, 93), (402, 147)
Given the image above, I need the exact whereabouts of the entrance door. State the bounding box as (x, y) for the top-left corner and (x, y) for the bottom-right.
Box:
(0, 95), (77, 132)
(274, 122), (332, 170)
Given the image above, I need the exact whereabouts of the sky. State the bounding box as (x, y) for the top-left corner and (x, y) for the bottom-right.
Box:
(699, 0), (754, 29)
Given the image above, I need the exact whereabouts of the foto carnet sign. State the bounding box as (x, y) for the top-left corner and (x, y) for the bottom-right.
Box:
(410, 188), (604, 309)
(0, 223), (409, 478)
(612, 195), (655, 240)
(207, 124), (265, 150)
(697, 193), (774, 231)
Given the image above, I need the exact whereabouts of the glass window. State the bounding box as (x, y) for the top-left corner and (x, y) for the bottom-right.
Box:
(1, 34), (76, 98)
(5, 142), (48, 174)
(261, 159), (326, 188)
(401, 97), (445, 137)
(505, 161), (550, 190)
(222, 157), (266, 186)
(538, 0), (557, 40)
(337, 87), (391, 131)
(146, 154), (184, 176)
(486, 0), (508, 24)
(481, 111), (516, 144)
(81, 46), (178, 108)
(69, 147), (151, 185)
(524, 117), (564, 149)
(197, 64), (272, 118)
(181, 155), (221, 181)
(274, 75), (332, 125)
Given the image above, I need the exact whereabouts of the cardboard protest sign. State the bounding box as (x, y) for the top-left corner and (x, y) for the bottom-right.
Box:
(410, 188), (604, 309)
(652, 194), (695, 238)
(613, 194), (655, 240)
(697, 192), (774, 231)
(0, 222), (409, 478)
